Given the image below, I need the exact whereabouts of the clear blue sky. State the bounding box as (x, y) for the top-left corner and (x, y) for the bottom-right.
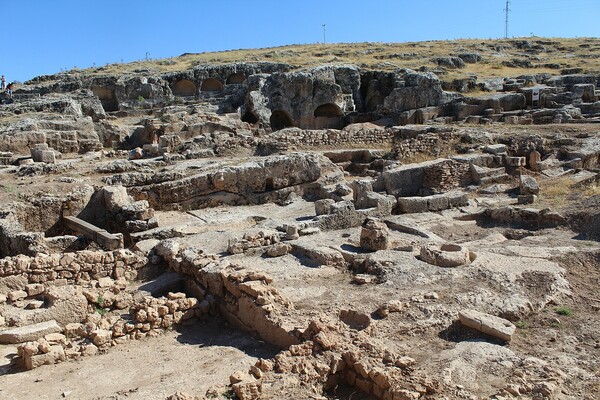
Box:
(3, 0), (599, 82)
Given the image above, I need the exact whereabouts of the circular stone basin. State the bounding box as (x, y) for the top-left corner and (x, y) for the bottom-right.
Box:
(420, 243), (471, 268)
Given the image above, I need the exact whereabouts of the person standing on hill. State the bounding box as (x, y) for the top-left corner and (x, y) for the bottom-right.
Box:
(1, 75), (5, 91)
(6, 82), (13, 97)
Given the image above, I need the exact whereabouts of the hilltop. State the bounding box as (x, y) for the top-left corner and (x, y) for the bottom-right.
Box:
(72, 37), (600, 83)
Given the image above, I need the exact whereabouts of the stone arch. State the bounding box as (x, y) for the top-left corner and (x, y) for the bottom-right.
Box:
(241, 111), (259, 124)
(314, 103), (344, 129)
(314, 103), (343, 118)
(226, 73), (246, 85)
(200, 78), (224, 92)
(270, 110), (294, 131)
(91, 86), (119, 112)
(172, 79), (197, 96)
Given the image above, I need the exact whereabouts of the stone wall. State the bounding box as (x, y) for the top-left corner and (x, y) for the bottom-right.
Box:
(158, 242), (301, 349)
(392, 130), (459, 160)
(268, 125), (394, 149)
(422, 159), (473, 193)
(0, 249), (147, 289)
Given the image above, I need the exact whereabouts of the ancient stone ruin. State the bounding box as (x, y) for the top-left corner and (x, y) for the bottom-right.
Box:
(0, 39), (599, 400)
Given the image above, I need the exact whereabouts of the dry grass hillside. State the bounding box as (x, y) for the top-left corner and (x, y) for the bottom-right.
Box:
(84, 37), (600, 81)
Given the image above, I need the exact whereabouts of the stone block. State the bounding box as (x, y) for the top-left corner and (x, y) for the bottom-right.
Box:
(446, 191), (469, 207)
(8, 290), (28, 302)
(519, 175), (540, 195)
(360, 218), (390, 251)
(427, 195), (449, 211)
(397, 197), (428, 214)
(506, 156), (526, 167)
(314, 199), (335, 215)
(0, 320), (62, 344)
(26, 283), (45, 297)
(420, 243), (471, 268)
(39, 150), (56, 164)
(483, 144), (507, 155)
(24, 344), (66, 370)
(458, 309), (516, 341)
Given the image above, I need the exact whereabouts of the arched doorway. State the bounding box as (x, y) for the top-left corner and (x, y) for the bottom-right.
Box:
(226, 73), (246, 85)
(270, 110), (294, 131)
(172, 79), (197, 96)
(241, 111), (259, 124)
(91, 87), (119, 112)
(314, 103), (344, 129)
(200, 78), (224, 92)
(366, 95), (383, 112)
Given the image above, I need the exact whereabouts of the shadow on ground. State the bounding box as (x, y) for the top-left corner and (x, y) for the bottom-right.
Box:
(176, 317), (280, 360)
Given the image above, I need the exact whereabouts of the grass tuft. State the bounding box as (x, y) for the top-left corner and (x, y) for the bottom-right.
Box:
(555, 306), (573, 316)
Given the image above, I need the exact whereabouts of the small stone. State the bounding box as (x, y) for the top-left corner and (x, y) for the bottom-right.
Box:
(90, 329), (112, 346)
(45, 333), (67, 345)
(230, 370), (247, 385)
(519, 175), (540, 195)
(285, 225), (299, 240)
(387, 300), (404, 312)
(8, 290), (27, 302)
(396, 356), (416, 368)
(79, 343), (98, 357)
(351, 274), (373, 285)
(424, 292), (439, 300)
(26, 284), (45, 297)
(375, 305), (390, 318)
(26, 300), (44, 309)
(96, 277), (114, 288)
(266, 243), (292, 257)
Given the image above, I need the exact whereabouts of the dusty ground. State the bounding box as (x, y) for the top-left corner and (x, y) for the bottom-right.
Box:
(0, 319), (279, 400)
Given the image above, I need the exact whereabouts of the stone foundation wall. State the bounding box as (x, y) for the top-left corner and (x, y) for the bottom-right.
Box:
(159, 242), (301, 349)
(422, 159), (473, 193)
(0, 250), (147, 288)
(392, 131), (459, 160)
(269, 126), (394, 148)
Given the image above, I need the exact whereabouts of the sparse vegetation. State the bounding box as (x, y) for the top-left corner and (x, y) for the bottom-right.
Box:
(95, 307), (108, 316)
(555, 306), (574, 316)
(223, 390), (237, 399)
(68, 38), (600, 90)
(515, 320), (528, 329)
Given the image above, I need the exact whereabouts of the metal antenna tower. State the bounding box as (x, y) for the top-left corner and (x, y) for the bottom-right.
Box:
(504, 0), (511, 39)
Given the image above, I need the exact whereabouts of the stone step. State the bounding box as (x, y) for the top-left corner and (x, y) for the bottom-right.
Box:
(479, 173), (512, 186)
(470, 164), (507, 183)
(0, 320), (62, 344)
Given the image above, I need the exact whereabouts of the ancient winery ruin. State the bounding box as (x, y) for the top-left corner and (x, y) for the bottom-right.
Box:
(0, 38), (599, 400)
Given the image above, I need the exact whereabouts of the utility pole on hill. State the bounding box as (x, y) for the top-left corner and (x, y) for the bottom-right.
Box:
(322, 24), (326, 44)
(504, 0), (511, 39)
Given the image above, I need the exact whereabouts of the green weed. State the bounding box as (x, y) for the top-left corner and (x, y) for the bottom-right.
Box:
(555, 306), (573, 316)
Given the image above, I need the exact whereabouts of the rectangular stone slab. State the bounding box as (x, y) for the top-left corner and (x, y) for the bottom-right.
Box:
(458, 309), (516, 342)
(0, 320), (62, 344)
